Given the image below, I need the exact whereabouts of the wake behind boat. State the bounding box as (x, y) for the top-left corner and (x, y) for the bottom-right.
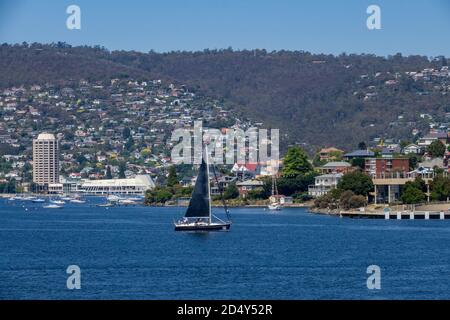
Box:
(174, 146), (231, 232)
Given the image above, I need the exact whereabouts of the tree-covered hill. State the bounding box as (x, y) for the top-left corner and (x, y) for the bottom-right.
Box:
(1, 43), (449, 151)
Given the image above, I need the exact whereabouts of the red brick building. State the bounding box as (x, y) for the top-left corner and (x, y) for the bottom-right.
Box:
(364, 158), (409, 178)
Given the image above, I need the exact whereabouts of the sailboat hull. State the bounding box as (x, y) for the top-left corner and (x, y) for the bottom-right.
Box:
(174, 222), (231, 232)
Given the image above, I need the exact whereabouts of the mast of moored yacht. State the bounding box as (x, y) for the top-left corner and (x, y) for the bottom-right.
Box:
(205, 144), (212, 224)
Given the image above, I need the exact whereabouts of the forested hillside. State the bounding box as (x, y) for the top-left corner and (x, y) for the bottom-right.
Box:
(1, 43), (449, 151)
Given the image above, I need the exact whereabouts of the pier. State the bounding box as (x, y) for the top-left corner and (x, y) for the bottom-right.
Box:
(340, 211), (450, 219)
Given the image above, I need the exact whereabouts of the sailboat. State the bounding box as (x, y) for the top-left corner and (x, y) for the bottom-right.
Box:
(267, 174), (282, 211)
(174, 146), (231, 232)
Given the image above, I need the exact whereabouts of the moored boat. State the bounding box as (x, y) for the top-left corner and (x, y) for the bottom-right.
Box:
(70, 199), (86, 204)
(43, 204), (63, 209)
(267, 174), (282, 211)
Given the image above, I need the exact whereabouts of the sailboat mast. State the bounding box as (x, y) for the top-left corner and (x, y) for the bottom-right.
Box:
(205, 145), (212, 224)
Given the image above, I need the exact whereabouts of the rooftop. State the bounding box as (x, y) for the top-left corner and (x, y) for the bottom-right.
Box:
(36, 133), (56, 140)
(322, 161), (351, 168)
(344, 150), (375, 157)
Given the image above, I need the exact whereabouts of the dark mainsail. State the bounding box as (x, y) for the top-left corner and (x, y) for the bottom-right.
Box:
(185, 157), (210, 218)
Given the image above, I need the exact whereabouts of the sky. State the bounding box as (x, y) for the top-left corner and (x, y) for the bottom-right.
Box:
(1, 0), (450, 57)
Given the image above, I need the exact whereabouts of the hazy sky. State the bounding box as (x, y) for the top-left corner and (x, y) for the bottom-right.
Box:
(1, 0), (450, 56)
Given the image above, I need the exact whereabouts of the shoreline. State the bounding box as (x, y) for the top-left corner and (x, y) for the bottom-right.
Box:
(145, 203), (311, 208)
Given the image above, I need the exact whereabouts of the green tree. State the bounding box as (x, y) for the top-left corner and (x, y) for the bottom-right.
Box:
(246, 187), (266, 200)
(401, 183), (426, 204)
(105, 166), (113, 179)
(358, 141), (367, 150)
(337, 171), (373, 196)
(223, 182), (239, 199)
(167, 166), (179, 187)
(76, 154), (87, 165)
(125, 136), (134, 151)
(122, 127), (131, 139)
(0, 179), (16, 193)
(145, 187), (173, 204)
(430, 175), (450, 201)
(350, 158), (365, 169)
(427, 140), (446, 158)
(118, 162), (126, 179)
(348, 195), (367, 208)
(281, 146), (313, 178)
(277, 173), (317, 196)
(339, 190), (355, 209)
(407, 154), (420, 170)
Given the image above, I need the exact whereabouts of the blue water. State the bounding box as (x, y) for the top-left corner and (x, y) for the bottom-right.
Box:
(1, 197), (450, 300)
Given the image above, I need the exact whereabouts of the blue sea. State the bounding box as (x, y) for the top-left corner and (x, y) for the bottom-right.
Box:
(1, 197), (450, 300)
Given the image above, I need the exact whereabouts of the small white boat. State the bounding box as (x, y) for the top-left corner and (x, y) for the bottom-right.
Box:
(107, 195), (120, 202)
(119, 199), (137, 206)
(268, 203), (282, 211)
(96, 203), (115, 207)
(50, 200), (65, 205)
(32, 198), (46, 203)
(70, 199), (86, 204)
(267, 175), (282, 211)
(60, 196), (72, 201)
(43, 204), (63, 209)
(126, 196), (144, 202)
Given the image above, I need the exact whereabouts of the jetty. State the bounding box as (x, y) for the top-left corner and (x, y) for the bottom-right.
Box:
(339, 210), (450, 220)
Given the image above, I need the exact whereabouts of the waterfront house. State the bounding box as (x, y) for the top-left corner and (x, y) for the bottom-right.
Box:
(308, 173), (343, 198)
(320, 161), (352, 174)
(236, 179), (264, 198)
(211, 175), (236, 196)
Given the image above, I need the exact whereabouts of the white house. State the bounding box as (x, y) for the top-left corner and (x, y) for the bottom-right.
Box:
(308, 173), (343, 198)
(403, 144), (422, 155)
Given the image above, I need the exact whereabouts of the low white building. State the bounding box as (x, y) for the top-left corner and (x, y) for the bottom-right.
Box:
(308, 173), (343, 198)
(403, 144), (422, 155)
(80, 175), (155, 195)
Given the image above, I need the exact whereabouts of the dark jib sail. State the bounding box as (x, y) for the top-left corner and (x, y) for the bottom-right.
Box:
(185, 157), (210, 218)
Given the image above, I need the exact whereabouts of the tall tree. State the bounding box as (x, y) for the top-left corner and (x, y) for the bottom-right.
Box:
(337, 171), (373, 196)
(125, 136), (134, 151)
(427, 140), (446, 158)
(281, 146), (313, 178)
(105, 166), (113, 179)
(122, 127), (131, 139)
(167, 166), (179, 187)
(430, 175), (450, 201)
(118, 162), (126, 179)
(358, 141), (367, 150)
(401, 182), (425, 204)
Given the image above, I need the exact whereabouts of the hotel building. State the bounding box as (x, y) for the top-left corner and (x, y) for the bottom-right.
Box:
(32, 133), (59, 188)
